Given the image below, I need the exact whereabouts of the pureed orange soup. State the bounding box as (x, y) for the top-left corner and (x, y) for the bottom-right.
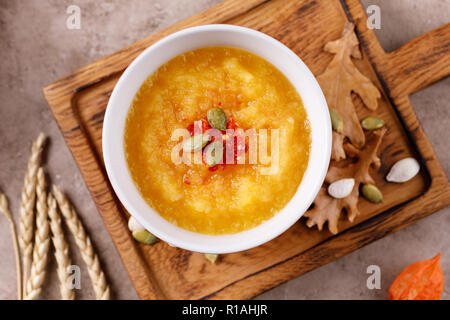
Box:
(124, 47), (311, 235)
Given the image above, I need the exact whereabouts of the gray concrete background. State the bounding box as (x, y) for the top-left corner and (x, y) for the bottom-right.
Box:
(0, 0), (448, 300)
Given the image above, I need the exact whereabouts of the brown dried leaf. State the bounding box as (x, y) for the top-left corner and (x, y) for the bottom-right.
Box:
(331, 132), (346, 161)
(304, 128), (386, 234)
(317, 22), (381, 160)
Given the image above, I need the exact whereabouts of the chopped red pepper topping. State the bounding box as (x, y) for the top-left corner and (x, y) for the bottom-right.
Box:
(183, 113), (248, 182)
(187, 118), (210, 135)
(182, 174), (191, 185)
(226, 118), (239, 130)
(208, 165), (219, 172)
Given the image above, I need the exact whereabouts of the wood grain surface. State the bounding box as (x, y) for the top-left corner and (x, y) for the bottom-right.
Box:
(43, 0), (450, 299)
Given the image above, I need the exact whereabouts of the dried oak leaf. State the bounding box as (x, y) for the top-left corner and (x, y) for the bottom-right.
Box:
(317, 22), (381, 161)
(304, 128), (386, 234)
(332, 131), (346, 161)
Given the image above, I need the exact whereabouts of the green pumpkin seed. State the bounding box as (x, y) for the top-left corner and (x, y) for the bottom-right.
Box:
(205, 253), (218, 264)
(207, 108), (227, 130)
(132, 229), (158, 244)
(330, 109), (344, 133)
(361, 117), (385, 130)
(204, 141), (223, 166)
(182, 134), (210, 152)
(361, 183), (383, 203)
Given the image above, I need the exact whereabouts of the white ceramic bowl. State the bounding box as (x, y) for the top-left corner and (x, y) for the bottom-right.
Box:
(103, 24), (331, 254)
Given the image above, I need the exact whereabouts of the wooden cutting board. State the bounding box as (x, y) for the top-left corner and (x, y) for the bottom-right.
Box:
(43, 0), (450, 299)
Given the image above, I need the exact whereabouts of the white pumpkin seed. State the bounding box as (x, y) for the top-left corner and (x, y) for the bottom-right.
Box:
(183, 134), (210, 152)
(128, 216), (144, 232)
(204, 141), (223, 166)
(386, 157), (420, 183)
(328, 178), (355, 199)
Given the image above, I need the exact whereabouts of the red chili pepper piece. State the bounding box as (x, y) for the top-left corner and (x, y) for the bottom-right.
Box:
(227, 118), (239, 130)
(202, 150), (208, 166)
(182, 174), (191, 185)
(187, 119), (211, 135)
(201, 118), (211, 132)
(187, 123), (195, 135)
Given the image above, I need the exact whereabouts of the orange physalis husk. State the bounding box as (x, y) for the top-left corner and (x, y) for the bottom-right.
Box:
(389, 253), (444, 300)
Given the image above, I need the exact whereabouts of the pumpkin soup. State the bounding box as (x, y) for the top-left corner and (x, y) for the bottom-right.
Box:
(124, 46), (310, 235)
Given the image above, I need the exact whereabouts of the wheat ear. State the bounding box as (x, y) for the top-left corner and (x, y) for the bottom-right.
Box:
(25, 168), (50, 300)
(52, 185), (110, 300)
(0, 192), (23, 300)
(19, 133), (45, 294)
(47, 193), (75, 300)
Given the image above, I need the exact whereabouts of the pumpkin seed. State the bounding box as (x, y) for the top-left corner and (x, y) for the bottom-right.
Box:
(361, 117), (385, 130)
(330, 109), (344, 133)
(386, 157), (420, 183)
(205, 253), (218, 264)
(328, 178), (355, 199)
(361, 183), (383, 203)
(204, 141), (223, 167)
(128, 216), (144, 232)
(182, 134), (210, 152)
(207, 108), (227, 130)
(132, 229), (158, 244)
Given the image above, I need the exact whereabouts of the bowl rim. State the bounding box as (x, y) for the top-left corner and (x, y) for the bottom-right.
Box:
(103, 24), (331, 254)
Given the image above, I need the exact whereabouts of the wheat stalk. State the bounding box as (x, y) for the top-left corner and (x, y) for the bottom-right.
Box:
(24, 168), (50, 300)
(18, 133), (45, 294)
(52, 185), (110, 300)
(0, 192), (23, 300)
(47, 193), (75, 300)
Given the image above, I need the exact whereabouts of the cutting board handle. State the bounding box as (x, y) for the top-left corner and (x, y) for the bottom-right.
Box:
(385, 23), (450, 96)
(346, 0), (449, 97)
